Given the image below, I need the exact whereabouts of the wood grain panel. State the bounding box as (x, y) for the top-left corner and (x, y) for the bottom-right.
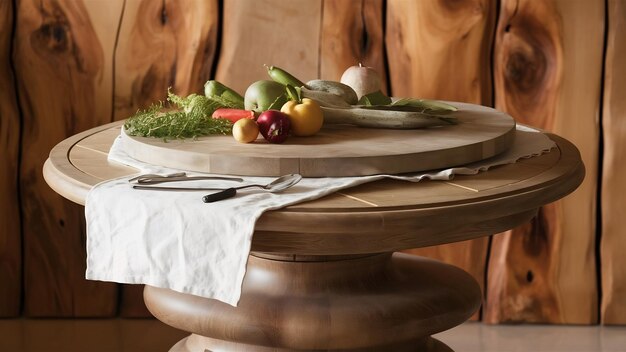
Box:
(485, 0), (603, 324)
(319, 0), (387, 92)
(386, 0), (496, 103)
(13, 0), (122, 317)
(114, 0), (220, 317)
(113, 0), (219, 121)
(601, 0), (626, 325)
(215, 0), (322, 94)
(386, 0), (497, 320)
(0, 0), (22, 317)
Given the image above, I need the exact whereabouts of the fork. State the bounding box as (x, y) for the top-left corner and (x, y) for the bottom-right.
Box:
(128, 172), (243, 185)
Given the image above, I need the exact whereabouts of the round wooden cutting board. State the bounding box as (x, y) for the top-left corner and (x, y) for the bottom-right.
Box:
(120, 102), (516, 177)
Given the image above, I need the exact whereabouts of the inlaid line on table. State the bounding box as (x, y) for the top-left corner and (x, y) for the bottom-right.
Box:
(445, 182), (480, 192)
(337, 192), (379, 207)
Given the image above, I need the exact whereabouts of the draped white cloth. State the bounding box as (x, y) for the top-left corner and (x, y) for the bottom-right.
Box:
(85, 125), (554, 306)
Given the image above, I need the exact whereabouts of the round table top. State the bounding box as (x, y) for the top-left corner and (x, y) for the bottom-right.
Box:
(44, 121), (584, 255)
(120, 102), (516, 177)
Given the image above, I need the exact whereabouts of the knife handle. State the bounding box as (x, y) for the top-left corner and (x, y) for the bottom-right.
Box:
(202, 188), (237, 203)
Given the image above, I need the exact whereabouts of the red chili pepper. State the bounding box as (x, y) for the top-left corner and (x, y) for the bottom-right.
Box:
(212, 108), (255, 123)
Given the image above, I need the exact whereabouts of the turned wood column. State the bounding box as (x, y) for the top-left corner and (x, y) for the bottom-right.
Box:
(144, 253), (481, 351)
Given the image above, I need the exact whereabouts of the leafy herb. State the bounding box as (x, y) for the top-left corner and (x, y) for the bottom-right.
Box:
(124, 90), (237, 140)
(357, 105), (458, 125)
(357, 90), (392, 106)
(391, 98), (458, 114)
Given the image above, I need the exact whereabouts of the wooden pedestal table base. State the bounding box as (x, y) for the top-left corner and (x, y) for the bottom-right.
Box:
(144, 252), (481, 352)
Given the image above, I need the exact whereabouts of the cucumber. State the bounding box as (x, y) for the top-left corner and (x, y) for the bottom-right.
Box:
(266, 65), (306, 88)
(204, 80), (244, 108)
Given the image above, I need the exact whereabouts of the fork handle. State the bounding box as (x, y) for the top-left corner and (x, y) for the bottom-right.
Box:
(202, 188), (237, 203)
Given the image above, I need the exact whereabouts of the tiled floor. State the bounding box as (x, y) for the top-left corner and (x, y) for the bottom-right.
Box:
(1, 319), (625, 351)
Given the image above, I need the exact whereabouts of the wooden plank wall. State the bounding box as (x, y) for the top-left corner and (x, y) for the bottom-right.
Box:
(484, 0), (604, 324)
(319, 0), (387, 89)
(112, 0), (221, 318)
(0, 0), (624, 324)
(386, 0), (496, 320)
(0, 0), (22, 317)
(215, 0), (322, 94)
(113, 0), (219, 121)
(13, 0), (121, 317)
(601, 0), (626, 325)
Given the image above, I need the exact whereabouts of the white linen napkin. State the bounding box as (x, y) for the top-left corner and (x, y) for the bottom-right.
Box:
(85, 125), (555, 306)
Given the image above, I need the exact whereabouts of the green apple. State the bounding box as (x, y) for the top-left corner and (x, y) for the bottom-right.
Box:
(244, 80), (288, 114)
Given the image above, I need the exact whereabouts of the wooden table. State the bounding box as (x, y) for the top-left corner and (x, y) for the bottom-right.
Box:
(44, 121), (584, 352)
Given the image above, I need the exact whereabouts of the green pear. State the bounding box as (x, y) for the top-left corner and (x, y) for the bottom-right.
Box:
(244, 80), (288, 114)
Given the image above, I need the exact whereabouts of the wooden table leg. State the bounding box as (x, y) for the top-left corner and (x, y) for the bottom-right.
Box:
(144, 252), (481, 351)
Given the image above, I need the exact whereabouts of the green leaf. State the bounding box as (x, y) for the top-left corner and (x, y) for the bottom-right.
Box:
(357, 95), (371, 106)
(355, 105), (459, 124)
(391, 98), (457, 113)
(285, 84), (301, 103)
(358, 90), (392, 106)
(266, 93), (288, 111)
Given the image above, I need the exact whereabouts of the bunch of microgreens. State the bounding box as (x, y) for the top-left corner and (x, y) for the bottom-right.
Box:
(124, 89), (238, 140)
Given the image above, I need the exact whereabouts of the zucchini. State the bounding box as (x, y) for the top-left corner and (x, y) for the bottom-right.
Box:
(300, 88), (352, 108)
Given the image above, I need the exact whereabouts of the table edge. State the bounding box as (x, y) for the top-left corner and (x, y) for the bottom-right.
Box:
(44, 123), (585, 253)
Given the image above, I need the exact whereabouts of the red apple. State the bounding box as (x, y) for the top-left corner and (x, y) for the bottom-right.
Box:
(256, 110), (291, 144)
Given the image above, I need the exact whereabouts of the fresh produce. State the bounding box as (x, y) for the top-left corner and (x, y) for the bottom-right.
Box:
(266, 65), (306, 88)
(168, 93), (213, 115)
(299, 65), (458, 129)
(212, 108), (255, 123)
(305, 80), (358, 105)
(257, 110), (291, 144)
(244, 80), (288, 114)
(303, 87), (456, 115)
(281, 86), (323, 136)
(124, 90), (234, 140)
(126, 63), (459, 142)
(300, 87), (352, 108)
(391, 98), (458, 113)
(204, 80), (245, 108)
(358, 90), (392, 106)
(340, 63), (383, 99)
(232, 118), (259, 143)
(281, 99), (324, 136)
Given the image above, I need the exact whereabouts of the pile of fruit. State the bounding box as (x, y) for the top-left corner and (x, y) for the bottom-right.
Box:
(124, 64), (459, 143)
(217, 65), (326, 144)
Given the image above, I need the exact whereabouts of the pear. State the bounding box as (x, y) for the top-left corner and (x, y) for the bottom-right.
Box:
(340, 63), (382, 100)
(244, 80), (288, 114)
